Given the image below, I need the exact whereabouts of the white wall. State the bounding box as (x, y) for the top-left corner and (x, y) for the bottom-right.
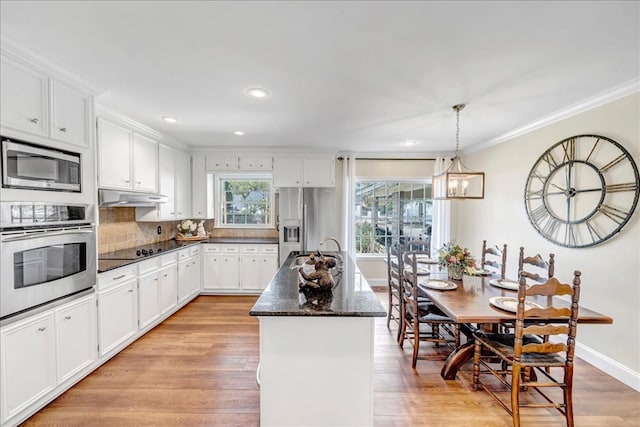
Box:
(454, 93), (640, 385)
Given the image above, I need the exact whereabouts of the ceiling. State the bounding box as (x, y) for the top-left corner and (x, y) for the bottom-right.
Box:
(1, 1), (638, 154)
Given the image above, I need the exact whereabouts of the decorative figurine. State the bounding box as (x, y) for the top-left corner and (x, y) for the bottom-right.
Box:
(196, 220), (206, 237)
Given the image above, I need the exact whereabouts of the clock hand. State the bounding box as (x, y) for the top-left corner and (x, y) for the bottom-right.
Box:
(574, 188), (603, 194)
(550, 183), (566, 192)
(543, 190), (567, 196)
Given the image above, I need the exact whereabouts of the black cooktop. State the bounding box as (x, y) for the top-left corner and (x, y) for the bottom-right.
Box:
(98, 239), (192, 260)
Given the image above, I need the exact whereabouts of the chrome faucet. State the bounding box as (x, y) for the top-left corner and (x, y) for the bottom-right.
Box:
(319, 236), (342, 253)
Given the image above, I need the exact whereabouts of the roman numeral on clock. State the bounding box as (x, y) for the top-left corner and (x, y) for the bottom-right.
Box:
(598, 204), (629, 224)
(605, 182), (638, 193)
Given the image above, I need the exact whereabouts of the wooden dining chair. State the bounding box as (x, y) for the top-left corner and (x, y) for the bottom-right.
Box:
(472, 270), (581, 427)
(405, 236), (431, 254)
(399, 250), (460, 368)
(519, 247), (554, 284)
(481, 240), (507, 278)
(386, 243), (403, 334)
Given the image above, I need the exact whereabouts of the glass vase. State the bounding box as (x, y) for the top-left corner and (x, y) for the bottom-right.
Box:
(447, 264), (464, 281)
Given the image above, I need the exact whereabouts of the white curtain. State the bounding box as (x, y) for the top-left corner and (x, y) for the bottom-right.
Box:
(431, 156), (452, 255)
(340, 155), (356, 257)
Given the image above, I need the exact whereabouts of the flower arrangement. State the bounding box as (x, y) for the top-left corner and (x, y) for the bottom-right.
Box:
(177, 219), (197, 237)
(437, 241), (477, 278)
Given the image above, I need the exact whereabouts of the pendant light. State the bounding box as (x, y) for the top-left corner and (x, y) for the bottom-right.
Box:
(433, 104), (485, 199)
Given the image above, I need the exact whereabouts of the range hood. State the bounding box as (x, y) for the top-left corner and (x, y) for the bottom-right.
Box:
(98, 189), (169, 207)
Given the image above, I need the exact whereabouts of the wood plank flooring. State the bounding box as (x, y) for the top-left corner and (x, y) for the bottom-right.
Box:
(22, 295), (639, 426)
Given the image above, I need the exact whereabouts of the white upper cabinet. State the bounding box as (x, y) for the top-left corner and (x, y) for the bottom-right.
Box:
(97, 117), (158, 192)
(273, 156), (335, 187)
(0, 55), (49, 137)
(174, 149), (190, 218)
(97, 118), (132, 189)
(132, 133), (159, 192)
(206, 154), (239, 171)
(158, 144), (176, 218)
(191, 154), (210, 219)
(239, 155), (273, 171)
(0, 53), (92, 148)
(50, 79), (90, 147)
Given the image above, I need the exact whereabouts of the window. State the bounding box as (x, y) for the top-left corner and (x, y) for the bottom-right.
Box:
(216, 175), (274, 228)
(355, 181), (432, 254)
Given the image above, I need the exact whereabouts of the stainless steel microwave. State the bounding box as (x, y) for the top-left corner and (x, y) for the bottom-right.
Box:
(1, 136), (81, 192)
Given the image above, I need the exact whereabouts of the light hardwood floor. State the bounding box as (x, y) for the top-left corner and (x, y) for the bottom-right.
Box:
(22, 295), (639, 426)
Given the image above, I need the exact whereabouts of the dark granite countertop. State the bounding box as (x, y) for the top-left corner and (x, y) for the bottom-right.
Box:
(98, 237), (279, 273)
(249, 251), (386, 317)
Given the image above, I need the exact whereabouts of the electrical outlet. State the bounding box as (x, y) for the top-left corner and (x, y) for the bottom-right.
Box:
(157, 225), (162, 235)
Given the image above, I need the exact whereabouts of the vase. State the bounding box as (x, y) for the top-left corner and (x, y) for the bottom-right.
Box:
(447, 264), (463, 281)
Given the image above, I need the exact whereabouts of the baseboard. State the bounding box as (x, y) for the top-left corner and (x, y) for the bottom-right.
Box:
(574, 341), (640, 392)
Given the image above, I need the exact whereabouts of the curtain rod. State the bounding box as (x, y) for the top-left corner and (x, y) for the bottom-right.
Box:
(337, 157), (436, 161)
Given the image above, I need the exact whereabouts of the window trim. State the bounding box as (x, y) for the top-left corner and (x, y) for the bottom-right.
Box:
(214, 173), (275, 229)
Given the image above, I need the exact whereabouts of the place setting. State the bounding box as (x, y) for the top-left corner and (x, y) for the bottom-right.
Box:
(418, 279), (458, 291)
(489, 278), (524, 291)
(489, 296), (542, 313)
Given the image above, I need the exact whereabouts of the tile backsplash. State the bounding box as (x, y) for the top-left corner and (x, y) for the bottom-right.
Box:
(98, 207), (278, 254)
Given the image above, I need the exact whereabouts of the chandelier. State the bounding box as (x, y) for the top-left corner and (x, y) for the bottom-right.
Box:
(433, 104), (485, 199)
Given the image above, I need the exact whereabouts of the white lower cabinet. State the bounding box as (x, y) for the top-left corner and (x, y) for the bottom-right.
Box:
(55, 295), (97, 383)
(203, 244), (277, 293)
(158, 264), (178, 315)
(178, 246), (202, 302)
(0, 312), (56, 424)
(0, 293), (97, 426)
(97, 279), (138, 358)
(138, 271), (161, 330)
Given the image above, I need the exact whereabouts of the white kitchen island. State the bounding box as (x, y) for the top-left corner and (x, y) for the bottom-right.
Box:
(250, 252), (385, 427)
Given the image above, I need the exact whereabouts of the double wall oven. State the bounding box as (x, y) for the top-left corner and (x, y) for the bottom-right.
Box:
(0, 202), (96, 320)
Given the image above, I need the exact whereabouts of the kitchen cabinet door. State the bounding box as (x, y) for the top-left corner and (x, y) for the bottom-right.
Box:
(158, 144), (176, 219)
(50, 79), (90, 148)
(273, 157), (304, 187)
(240, 155), (272, 171)
(203, 253), (223, 290)
(260, 254), (279, 290)
(0, 312), (56, 424)
(189, 255), (201, 296)
(174, 149), (190, 218)
(0, 54), (49, 137)
(158, 265), (178, 315)
(97, 118), (132, 190)
(97, 279), (138, 357)
(206, 154), (239, 170)
(55, 294), (96, 383)
(302, 158), (335, 187)
(138, 272), (160, 330)
(132, 133), (158, 192)
(191, 154), (209, 218)
(240, 254), (261, 291)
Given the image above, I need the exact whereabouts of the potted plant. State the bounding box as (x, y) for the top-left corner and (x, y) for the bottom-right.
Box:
(437, 242), (477, 280)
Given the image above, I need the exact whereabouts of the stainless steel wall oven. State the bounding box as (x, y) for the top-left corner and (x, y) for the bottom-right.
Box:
(1, 136), (81, 192)
(0, 202), (96, 320)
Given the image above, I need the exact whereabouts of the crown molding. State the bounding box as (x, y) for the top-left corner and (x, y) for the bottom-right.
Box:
(465, 77), (640, 154)
(1, 37), (106, 96)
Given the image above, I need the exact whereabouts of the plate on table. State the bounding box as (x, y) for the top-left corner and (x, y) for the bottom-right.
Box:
(472, 268), (493, 276)
(489, 296), (542, 313)
(489, 279), (522, 291)
(406, 264), (431, 275)
(419, 279), (458, 291)
(416, 256), (438, 265)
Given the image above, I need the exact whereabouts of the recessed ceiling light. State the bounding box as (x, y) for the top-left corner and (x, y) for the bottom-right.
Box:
(246, 87), (269, 98)
(402, 140), (417, 146)
(234, 131), (245, 136)
(162, 116), (178, 124)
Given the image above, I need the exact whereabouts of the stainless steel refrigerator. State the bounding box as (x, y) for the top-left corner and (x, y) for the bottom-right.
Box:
(278, 187), (337, 263)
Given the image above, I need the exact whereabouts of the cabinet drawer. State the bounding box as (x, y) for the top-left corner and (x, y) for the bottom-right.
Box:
(221, 245), (239, 254)
(240, 246), (259, 254)
(137, 258), (160, 275)
(159, 253), (177, 266)
(260, 245), (279, 254)
(97, 265), (137, 290)
(203, 244), (220, 254)
(189, 246), (201, 256)
(177, 248), (190, 260)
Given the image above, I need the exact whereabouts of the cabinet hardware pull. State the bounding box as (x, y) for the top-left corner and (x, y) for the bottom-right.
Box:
(136, 181), (142, 184)
(124, 179), (130, 183)
(38, 327), (46, 332)
(128, 289), (133, 293)
(65, 316), (72, 320)
(59, 127), (67, 132)
(29, 118), (39, 124)
(113, 274), (126, 280)
(163, 273), (168, 277)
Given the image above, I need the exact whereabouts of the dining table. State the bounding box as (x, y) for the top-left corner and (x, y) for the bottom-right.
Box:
(414, 269), (614, 380)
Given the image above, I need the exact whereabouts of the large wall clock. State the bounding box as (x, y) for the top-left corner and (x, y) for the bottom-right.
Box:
(524, 134), (639, 248)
